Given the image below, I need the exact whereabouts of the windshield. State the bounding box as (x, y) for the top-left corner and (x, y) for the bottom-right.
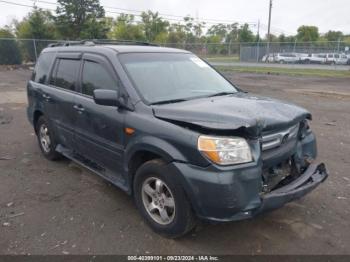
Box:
(119, 53), (238, 104)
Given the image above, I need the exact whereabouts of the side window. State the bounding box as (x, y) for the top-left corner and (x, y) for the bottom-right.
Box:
(81, 60), (117, 96)
(50, 59), (80, 91)
(32, 52), (55, 84)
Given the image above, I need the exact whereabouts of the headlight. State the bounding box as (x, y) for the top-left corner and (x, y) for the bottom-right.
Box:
(198, 135), (253, 165)
(300, 119), (312, 138)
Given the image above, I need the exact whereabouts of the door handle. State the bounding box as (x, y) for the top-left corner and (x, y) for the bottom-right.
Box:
(73, 104), (85, 113)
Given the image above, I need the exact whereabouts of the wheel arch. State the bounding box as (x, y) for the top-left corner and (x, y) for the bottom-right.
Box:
(124, 136), (188, 194)
(33, 110), (44, 133)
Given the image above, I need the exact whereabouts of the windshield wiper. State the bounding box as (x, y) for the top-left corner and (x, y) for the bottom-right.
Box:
(207, 92), (236, 98)
(150, 98), (188, 105)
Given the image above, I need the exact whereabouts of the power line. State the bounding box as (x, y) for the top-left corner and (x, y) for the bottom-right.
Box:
(0, 0), (38, 8)
(10, 0), (256, 26)
(0, 0), (306, 36)
(33, 0), (257, 24)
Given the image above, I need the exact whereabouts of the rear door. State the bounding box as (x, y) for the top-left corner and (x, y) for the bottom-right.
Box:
(47, 53), (82, 149)
(28, 51), (56, 124)
(73, 53), (125, 182)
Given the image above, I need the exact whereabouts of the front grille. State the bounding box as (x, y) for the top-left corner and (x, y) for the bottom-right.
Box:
(262, 123), (299, 151)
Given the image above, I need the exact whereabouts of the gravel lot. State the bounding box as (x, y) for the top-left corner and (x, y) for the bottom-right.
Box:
(0, 69), (349, 255)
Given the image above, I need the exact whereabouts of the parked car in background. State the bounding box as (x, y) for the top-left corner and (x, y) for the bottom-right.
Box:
(325, 53), (348, 65)
(297, 53), (309, 64)
(274, 53), (300, 64)
(303, 54), (327, 64)
(261, 53), (275, 63)
(346, 54), (350, 65)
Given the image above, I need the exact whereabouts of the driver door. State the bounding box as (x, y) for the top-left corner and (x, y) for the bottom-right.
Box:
(73, 53), (125, 182)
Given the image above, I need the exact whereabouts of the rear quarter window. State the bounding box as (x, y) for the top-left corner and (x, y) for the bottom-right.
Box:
(32, 52), (55, 84)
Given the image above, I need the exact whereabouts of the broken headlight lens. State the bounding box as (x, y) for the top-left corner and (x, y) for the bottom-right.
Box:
(198, 135), (253, 165)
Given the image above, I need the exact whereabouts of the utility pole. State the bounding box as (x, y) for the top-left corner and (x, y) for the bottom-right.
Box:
(257, 20), (260, 62)
(266, 0), (273, 57)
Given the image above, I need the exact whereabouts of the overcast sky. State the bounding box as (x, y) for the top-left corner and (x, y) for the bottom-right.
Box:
(1, 0), (349, 36)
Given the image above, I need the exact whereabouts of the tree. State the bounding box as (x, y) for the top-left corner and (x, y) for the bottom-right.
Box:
(108, 14), (145, 41)
(55, 0), (108, 39)
(167, 23), (187, 47)
(238, 24), (255, 43)
(226, 23), (239, 43)
(206, 23), (239, 55)
(207, 24), (228, 40)
(141, 11), (169, 42)
(324, 30), (343, 42)
(0, 27), (22, 65)
(206, 35), (225, 54)
(297, 25), (319, 42)
(15, 8), (56, 61)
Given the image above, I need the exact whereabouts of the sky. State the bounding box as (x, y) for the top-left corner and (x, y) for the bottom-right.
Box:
(1, 0), (349, 36)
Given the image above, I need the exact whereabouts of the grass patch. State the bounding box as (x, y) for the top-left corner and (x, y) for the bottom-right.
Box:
(215, 66), (350, 78)
(203, 56), (240, 63)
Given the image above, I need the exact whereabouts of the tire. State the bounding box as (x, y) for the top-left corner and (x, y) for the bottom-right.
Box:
(133, 159), (196, 238)
(36, 116), (61, 161)
(279, 60), (285, 64)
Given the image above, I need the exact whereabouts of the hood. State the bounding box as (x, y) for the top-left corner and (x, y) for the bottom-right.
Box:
(152, 92), (311, 136)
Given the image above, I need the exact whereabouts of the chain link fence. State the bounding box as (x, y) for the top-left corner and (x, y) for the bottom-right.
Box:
(0, 38), (58, 65)
(0, 38), (349, 65)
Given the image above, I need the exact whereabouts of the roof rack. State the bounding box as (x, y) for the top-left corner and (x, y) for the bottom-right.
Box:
(47, 40), (159, 48)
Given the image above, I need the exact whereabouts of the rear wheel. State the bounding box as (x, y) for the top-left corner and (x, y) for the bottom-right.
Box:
(134, 159), (196, 238)
(36, 116), (61, 160)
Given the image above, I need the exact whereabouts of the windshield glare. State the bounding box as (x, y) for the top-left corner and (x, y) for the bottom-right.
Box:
(119, 53), (238, 104)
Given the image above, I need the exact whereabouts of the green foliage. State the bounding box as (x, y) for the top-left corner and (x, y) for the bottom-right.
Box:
(208, 23), (239, 44)
(206, 35), (225, 55)
(55, 0), (107, 39)
(324, 31), (343, 42)
(4, 5), (350, 60)
(166, 24), (186, 47)
(141, 11), (169, 42)
(0, 28), (22, 65)
(297, 25), (319, 42)
(238, 24), (255, 43)
(15, 8), (56, 61)
(108, 14), (145, 41)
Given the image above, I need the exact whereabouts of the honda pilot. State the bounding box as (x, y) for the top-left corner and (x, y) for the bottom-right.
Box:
(27, 42), (328, 238)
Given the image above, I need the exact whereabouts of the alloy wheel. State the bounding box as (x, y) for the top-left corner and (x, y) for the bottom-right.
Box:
(141, 177), (176, 225)
(39, 124), (51, 153)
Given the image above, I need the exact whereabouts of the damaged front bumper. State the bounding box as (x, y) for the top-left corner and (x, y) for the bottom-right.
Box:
(254, 162), (328, 215)
(170, 160), (328, 223)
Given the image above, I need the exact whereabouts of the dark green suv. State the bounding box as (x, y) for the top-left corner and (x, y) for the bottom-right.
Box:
(27, 42), (328, 238)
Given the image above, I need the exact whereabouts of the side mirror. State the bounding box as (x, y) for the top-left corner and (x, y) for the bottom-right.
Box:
(93, 89), (122, 107)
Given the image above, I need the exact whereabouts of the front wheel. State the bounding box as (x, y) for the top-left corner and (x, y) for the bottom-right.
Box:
(36, 116), (61, 161)
(134, 159), (196, 238)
